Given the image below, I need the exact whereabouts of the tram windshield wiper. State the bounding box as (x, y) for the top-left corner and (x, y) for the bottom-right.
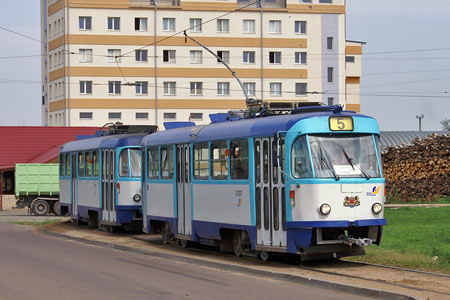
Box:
(320, 149), (339, 180)
(342, 150), (371, 179)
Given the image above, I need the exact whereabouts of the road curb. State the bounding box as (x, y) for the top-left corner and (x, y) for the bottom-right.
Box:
(40, 227), (417, 300)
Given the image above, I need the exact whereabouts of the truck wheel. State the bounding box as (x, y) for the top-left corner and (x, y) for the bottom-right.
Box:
(52, 201), (60, 216)
(32, 200), (50, 216)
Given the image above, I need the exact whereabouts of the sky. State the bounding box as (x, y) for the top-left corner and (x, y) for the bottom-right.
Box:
(0, 0), (449, 131)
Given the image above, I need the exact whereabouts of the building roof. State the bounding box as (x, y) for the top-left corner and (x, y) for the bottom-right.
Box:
(0, 126), (99, 171)
(379, 131), (448, 148)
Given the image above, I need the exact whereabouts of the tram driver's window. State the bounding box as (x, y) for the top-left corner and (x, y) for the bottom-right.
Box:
(230, 140), (249, 180)
(60, 154), (65, 177)
(147, 147), (159, 180)
(211, 142), (228, 180)
(161, 146), (174, 179)
(291, 136), (312, 178)
(119, 149), (130, 177)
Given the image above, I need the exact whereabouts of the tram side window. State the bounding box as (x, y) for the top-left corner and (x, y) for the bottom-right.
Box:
(65, 153), (70, 177)
(85, 151), (92, 176)
(211, 142), (228, 180)
(119, 149), (130, 177)
(230, 140), (249, 180)
(147, 147), (159, 179)
(291, 136), (313, 178)
(78, 152), (85, 177)
(194, 143), (209, 180)
(161, 146), (174, 179)
(59, 154), (65, 177)
(129, 149), (141, 178)
(92, 150), (99, 177)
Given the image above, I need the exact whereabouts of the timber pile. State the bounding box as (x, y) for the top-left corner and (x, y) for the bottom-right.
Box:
(382, 133), (450, 201)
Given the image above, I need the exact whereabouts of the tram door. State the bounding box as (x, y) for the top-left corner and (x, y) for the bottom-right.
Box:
(71, 153), (78, 217)
(101, 149), (116, 224)
(176, 144), (192, 236)
(255, 138), (286, 248)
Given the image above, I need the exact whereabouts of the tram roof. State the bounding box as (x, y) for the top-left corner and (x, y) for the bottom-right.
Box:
(142, 111), (374, 146)
(60, 133), (146, 153)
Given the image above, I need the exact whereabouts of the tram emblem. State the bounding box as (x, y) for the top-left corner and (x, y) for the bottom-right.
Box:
(366, 186), (380, 197)
(344, 196), (360, 207)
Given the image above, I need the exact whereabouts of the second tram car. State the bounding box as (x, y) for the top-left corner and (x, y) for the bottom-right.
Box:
(141, 106), (386, 260)
(60, 129), (155, 231)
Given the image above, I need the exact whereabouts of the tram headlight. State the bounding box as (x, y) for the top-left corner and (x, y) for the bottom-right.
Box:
(372, 203), (382, 214)
(133, 194), (141, 202)
(320, 203), (331, 215)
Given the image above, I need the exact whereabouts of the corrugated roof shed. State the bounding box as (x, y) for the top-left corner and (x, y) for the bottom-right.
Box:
(0, 126), (99, 170)
(379, 131), (448, 148)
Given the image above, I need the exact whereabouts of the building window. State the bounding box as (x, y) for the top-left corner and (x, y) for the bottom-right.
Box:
(163, 18), (175, 31)
(79, 16), (92, 30)
(217, 51), (230, 63)
(163, 82), (176, 95)
(270, 82), (282, 96)
(243, 51), (255, 64)
(269, 20), (281, 34)
(300, 0), (312, 2)
(217, 19), (229, 33)
(320, 0), (332, 3)
(190, 18), (202, 32)
(107, 17), (120, 31)
(109, 112), (121, 119)
(108, 81), (121, 94)
(136, 112), (149, 119)
(295, 52), (307, 64)
(346, 56), (355, 63)
(135, 81), (148, 95)
(80, 81), (92, 94)
(79, 49), (92, 63)
(190, 82), (203, 95)
(80, 112), (93, 119)
(135, 17), (148, 31)
(269, 51), (281, 64)
(107, 49), (121, 63)
(327, 67), (334, 82)
(244, 82), (256, 96)
(190, 50), (203, 64)
(164, 112), (176, 120)
(295, 83), (307, 96)
(217, 82), (230, 95)
(327, 97), (334, 106)
(243, 19), (255, 33)
(327, 37), (333, 50)
(135, 49), (148, 62)
(295, 21), (306, 34)
(190, 113), (203, 120)
(163, 50), (176, 63)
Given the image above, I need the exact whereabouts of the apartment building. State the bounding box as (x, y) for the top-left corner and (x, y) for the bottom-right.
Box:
(41, 0), (362, 127)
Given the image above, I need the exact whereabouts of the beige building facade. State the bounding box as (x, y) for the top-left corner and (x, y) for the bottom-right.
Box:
(41, 0), (362, 128)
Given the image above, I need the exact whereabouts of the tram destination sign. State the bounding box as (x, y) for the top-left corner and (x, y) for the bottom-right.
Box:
(329, 116), (354, 131)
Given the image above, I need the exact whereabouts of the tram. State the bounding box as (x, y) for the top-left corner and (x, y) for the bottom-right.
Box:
(141, 106), (386, 260)
(59, 125), (157, 231)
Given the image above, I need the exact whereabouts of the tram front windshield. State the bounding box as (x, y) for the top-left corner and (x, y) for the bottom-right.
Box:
(119, 148), (142, 178)
(292, 134), (381, 179)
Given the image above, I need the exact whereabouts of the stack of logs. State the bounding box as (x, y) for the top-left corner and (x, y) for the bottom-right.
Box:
(382, 133), (450, 202)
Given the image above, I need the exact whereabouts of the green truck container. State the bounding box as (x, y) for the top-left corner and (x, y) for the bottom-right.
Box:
(15, 163), (60, 216)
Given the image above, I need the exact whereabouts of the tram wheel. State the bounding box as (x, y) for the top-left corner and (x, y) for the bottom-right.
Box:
(108, 225), (119, 233)
(178, 239), (189, 248)
(32, 200), (50, 216)
(232, 231), (244, 257)
(52, 201), (60, 216)
(259, 251), (270, 262)
(161, 222), (171, 244)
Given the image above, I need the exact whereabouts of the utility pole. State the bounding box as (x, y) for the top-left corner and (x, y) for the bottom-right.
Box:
(416, 114), (424, 131)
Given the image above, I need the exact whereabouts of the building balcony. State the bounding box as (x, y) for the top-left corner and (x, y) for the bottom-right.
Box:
(237, 0), (286, 9)
(130, 0), (180, 7)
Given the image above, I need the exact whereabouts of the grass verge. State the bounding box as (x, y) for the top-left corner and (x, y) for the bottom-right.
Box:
(9, 219), (63, 227)
(348, 206), (450, 274)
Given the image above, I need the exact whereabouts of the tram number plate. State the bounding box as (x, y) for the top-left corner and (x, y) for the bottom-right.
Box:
(329, 117), (354, 131)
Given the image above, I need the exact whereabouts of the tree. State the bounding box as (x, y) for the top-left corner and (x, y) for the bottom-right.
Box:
(441, 118), (450, 131)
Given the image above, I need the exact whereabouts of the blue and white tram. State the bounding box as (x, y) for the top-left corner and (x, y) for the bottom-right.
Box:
(59, 133), (147, 231)
(142, 106), (386, 260)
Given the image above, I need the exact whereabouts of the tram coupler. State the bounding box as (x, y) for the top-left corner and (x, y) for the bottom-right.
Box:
(339, 235), (372, 247)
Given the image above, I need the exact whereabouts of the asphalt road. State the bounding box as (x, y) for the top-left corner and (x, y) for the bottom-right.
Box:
(0, 223), (373, 300)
